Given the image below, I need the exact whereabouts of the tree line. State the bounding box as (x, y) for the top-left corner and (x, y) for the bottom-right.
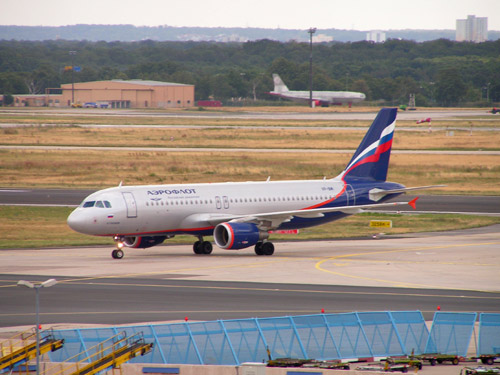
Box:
(1, 38), (499, 106)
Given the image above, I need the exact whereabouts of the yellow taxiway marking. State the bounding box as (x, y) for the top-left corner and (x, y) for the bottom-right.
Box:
(315, 241), (500, 290)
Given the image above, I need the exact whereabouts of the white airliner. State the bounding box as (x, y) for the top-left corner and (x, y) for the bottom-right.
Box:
(67, 108), (436, 259)
(268, 74), (366, 107)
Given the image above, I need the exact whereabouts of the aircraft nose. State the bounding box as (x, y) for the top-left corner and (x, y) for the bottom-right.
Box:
(67, 210), (89, 234)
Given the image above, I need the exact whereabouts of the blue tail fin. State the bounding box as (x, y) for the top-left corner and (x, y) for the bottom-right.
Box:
(341, 108), (397, 182)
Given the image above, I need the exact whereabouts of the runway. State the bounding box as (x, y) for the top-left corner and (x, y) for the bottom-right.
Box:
(1, 224), (499, 328)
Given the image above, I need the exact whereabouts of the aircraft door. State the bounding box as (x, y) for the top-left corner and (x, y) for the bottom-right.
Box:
(223, 196), (229, 209)
(122, 192), (138, 218)
(346, 185), (356, 206)
(215, 196), (222, 209)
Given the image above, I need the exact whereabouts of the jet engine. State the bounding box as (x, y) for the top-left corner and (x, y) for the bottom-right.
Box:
(214, 222), (265, 250)
(121, 236), (167, 249)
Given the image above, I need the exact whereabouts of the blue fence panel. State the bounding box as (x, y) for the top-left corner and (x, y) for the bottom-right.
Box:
(357, 312), (404, 357)
(48, 311), (489, 365)
(79, 327), (121, 361)
(291, 314), (340, 360)
(257, 317), (306, 359)
(50, 329), (87, 362)
(425, 312), (477, 356)
(323, 313), (372, 359)
(478, 313), (500, 356)
(153, 323), (202, 364)
(223, 318), (269, 363)
(188, 321), (237, 365)
(118, 325), (163, 363)
(390, 311), (428, 355)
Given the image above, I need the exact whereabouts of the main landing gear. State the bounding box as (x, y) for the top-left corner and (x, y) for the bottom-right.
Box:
(193, 237), (213, 255)
(254, 241), (274, 256)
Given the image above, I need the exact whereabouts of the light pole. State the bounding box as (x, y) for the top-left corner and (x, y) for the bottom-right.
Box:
(69, 51), (76, 105)
(17, 279), (57, 375)
(308, 27), (316, 108)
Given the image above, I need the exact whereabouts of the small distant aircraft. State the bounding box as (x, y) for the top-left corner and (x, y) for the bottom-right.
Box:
(268, 74), (366, 107)
(68, 108), (441, 259)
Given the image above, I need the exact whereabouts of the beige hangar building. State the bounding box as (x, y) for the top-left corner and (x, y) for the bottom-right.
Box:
(52, 79), (194, 108)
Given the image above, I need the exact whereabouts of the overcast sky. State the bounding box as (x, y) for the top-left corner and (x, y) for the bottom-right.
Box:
(1, 0), (499, 31)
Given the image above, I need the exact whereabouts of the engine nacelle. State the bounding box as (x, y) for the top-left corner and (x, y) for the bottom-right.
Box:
(121, 236), (167, 249)
(214, 222), (263, 250)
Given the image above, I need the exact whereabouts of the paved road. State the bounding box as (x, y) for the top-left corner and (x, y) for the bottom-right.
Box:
(1, 275), (499, 328)
(1, 188), (499, 215)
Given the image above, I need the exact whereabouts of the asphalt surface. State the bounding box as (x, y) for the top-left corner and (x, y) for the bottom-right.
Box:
(1, 224), (499, 328)
(1, 188), (499, 215)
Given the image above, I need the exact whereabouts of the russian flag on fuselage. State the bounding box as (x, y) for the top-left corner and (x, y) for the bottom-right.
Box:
(342, 108), (397, 182)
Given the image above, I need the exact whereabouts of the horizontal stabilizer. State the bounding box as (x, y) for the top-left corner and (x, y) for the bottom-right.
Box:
(369, 185), (446, 201)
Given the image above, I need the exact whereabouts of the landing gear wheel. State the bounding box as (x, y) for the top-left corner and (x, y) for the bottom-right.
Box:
(201, 241), (213, 254)
(193, 241), (202, 254)
(262, 242), (274, 256)
(254, 242), (264, 255)
(112, 249), (124, 259)
(193, 241), (213, 255)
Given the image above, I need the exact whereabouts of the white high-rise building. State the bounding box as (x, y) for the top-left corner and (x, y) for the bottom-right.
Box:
(366, 31), (386, 43)
(456, 15), (488, 42)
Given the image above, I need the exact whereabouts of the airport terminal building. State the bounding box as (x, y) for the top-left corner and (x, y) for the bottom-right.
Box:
(14, 79), (195, 108)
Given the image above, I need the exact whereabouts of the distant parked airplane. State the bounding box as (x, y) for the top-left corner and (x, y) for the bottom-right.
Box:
(67, 108), (440, 259)
(268, 74), (366, 107)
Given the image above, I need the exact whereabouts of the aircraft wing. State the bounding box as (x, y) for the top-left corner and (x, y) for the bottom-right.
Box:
(190, 200), (416, 231)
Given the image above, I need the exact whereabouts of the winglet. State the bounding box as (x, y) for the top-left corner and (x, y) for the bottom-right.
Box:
(408, 197), (419, 210)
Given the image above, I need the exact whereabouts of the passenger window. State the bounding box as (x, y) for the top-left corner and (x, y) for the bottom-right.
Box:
(95, 201), (104, 208)
(83, 201), (95, 208)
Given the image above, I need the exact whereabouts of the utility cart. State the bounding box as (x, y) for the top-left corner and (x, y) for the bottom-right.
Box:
(416, 353), (461, 366)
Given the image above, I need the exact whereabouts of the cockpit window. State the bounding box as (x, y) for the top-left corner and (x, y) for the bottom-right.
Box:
(82, 200), (112, 208)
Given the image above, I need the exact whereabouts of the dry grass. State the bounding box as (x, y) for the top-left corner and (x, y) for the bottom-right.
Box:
(1, 125), (499, 150)
(1, 109), (498, 194)
(1, 149), (498, 194)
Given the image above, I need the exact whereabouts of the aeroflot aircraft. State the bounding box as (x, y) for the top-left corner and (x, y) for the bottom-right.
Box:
(68, 108), (434, 259)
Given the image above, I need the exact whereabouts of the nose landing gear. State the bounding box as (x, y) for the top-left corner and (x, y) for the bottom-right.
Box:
(112, 236), (125, 259)
(111, 249), (124, 259)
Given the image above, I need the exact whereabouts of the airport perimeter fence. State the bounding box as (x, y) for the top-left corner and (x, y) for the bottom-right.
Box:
(478, 313), (500, 356)
(48, 311), (497, 366)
